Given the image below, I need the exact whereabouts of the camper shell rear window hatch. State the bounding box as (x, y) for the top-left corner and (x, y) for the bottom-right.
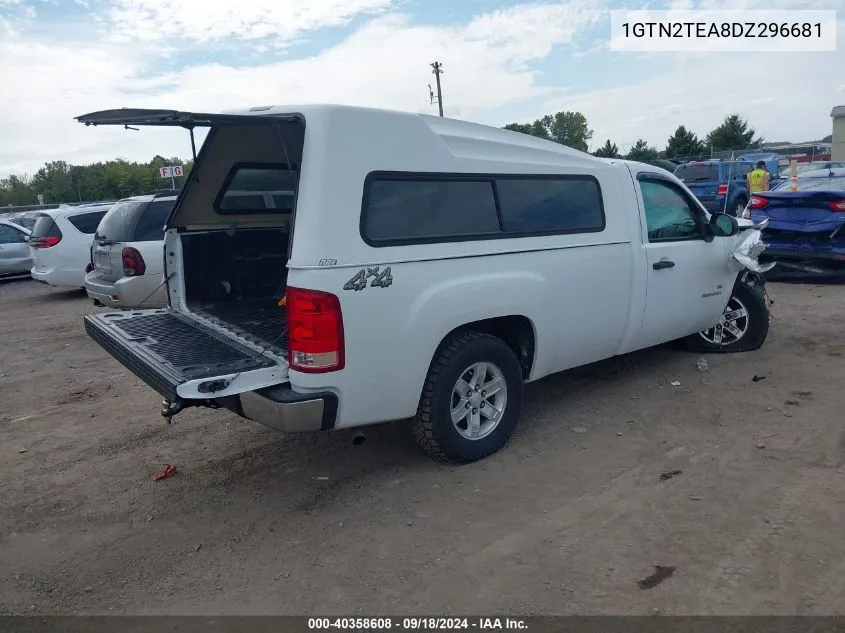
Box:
(75, 108), (298, 129)
(214, 162), (298, 214)
(75, 108), (303, 163)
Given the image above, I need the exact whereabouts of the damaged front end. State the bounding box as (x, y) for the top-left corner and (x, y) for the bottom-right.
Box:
(729, 219), (776, 275)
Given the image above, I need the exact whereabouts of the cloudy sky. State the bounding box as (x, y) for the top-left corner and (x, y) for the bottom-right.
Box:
(0, 0), (842, 177)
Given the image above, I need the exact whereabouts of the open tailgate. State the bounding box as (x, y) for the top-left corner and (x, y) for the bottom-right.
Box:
(85, 309), (288, 401)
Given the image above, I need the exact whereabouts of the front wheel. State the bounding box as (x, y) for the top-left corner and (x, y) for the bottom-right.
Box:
(412, 331), (524, 464)
(686, 279), (769, 353)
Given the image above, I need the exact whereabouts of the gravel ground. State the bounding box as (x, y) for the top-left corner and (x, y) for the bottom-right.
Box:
(1, 278), (844, 615)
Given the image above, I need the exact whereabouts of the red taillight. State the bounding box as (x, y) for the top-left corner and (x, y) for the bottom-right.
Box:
(749, 196), (768, 209)
(286, 286), (345, 373)
(30, 236), (60, 248)
(829, 200), (845, 211)
(716, 184), (728, 196)
(122, 247), (146, 276)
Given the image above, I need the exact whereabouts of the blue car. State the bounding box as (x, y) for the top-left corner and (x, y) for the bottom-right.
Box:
(674, 160), (754, 216)
(745, 174), (845, 280)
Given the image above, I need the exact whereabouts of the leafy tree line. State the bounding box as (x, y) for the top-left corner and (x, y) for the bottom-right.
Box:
(503, 111), (770, 162)
(1, 112), (828, 207)
(1, 155), (194, 207)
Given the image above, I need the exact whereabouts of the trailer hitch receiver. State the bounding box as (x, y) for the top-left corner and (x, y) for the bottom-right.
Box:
(161, 399), (186, 425)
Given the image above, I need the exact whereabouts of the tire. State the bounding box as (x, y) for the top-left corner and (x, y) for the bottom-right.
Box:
(686, 279), (769, 353)
(733, 196), (748, 217)
(412, 331), (524, 464)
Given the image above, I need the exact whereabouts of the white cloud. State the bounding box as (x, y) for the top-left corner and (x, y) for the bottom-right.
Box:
(0, 0), (842, 177)
(105, 0), (394, 44)
(0, 0), (604, 176)
(548, 14), (845, 152)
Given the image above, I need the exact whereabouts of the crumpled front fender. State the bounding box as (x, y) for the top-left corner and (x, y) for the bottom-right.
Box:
(729, 221), (776, 274)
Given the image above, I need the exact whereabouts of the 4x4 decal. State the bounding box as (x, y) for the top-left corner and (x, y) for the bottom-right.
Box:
(344, 266), (393, 291)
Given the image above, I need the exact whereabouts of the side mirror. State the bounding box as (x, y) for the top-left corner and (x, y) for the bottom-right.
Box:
(710, 212), (739, 237)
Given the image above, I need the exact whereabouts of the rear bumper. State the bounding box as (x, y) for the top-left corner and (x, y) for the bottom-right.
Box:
(83, 311), (335, 432)
(762, 248), (845, 262)
(761, 248), (845, 279)
(236, 385), (338, 433)
(85, 271), (167, 309)
(701, 195), (745, 215)
(701, 199), (720, 213)
(31, 266), (85, 288)
(85, 273), (120, 308)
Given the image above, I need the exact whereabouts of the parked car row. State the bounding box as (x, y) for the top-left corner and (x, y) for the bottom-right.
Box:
(672, 158), (845, 219)
(777, 160), (845, 179)
(1, 195), (175, 310)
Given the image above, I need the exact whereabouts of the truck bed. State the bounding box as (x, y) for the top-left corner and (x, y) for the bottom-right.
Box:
(195, 299), (287, 356)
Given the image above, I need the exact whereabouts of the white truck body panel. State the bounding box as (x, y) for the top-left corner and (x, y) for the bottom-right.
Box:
(79, 105), (764, 445)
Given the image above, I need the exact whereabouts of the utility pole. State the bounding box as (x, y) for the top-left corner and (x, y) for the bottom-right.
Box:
(430, 61), (444, 117)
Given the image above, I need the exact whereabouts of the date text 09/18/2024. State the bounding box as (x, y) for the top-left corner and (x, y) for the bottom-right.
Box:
(307, 617), (528, 630)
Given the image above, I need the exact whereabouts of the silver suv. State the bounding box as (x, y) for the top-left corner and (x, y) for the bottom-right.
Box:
(85, 191), (177, 309)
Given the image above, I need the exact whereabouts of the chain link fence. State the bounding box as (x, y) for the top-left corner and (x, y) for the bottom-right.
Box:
(670, 143), (831, 165)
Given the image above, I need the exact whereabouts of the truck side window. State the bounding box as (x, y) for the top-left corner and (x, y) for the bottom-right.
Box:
(495, 177), (604, 233)
(639, 179), (701, 242)
(363, 179), (500, 243)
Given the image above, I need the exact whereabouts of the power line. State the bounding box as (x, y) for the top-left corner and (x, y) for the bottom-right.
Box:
(429, 61), (444, 117)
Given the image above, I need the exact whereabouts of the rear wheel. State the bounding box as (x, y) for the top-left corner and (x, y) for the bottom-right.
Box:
(412, 331), (523, 464)
(733, 196), (748, 217)
(687, 280), (769, 353)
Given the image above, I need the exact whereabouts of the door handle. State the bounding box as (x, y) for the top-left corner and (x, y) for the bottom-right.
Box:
(653, 260), (675, 270)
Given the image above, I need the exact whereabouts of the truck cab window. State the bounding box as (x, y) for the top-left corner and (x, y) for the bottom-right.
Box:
(640, 179), (701, 242)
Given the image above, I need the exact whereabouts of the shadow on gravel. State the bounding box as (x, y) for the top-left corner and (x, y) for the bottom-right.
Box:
(33, 287), (88, 301)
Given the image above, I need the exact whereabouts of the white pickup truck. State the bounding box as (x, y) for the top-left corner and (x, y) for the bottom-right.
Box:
(77, 105), (772, 464)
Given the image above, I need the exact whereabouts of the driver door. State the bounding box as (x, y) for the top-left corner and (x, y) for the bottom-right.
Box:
(0, 223), (31, 275)
(630, 170), (735, 351)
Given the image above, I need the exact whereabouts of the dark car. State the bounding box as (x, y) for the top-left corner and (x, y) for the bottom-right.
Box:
(746, 174), (845, 280)
(674, 160), (754, 217)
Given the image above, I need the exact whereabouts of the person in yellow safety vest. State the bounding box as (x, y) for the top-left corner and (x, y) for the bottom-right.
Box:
(747, 161), (770, 194)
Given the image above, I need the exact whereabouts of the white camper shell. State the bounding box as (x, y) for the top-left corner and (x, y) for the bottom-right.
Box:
(78, 105), (771, 463)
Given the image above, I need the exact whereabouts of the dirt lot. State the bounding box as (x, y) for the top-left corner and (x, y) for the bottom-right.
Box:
(1, 278), (845, 616)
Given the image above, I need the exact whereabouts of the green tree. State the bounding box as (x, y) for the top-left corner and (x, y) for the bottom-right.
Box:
(503, 111), (593, 151)
(1, 155), (195, 207)
(625, 139), (659, 162)
(665, 125), (706, 159)
(503, 121), (550, 140)
(705, 114), (763, 152)
(30, 161), (75, 204)
(0, 175), (35, 206)
(593, 139), (619, 158)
